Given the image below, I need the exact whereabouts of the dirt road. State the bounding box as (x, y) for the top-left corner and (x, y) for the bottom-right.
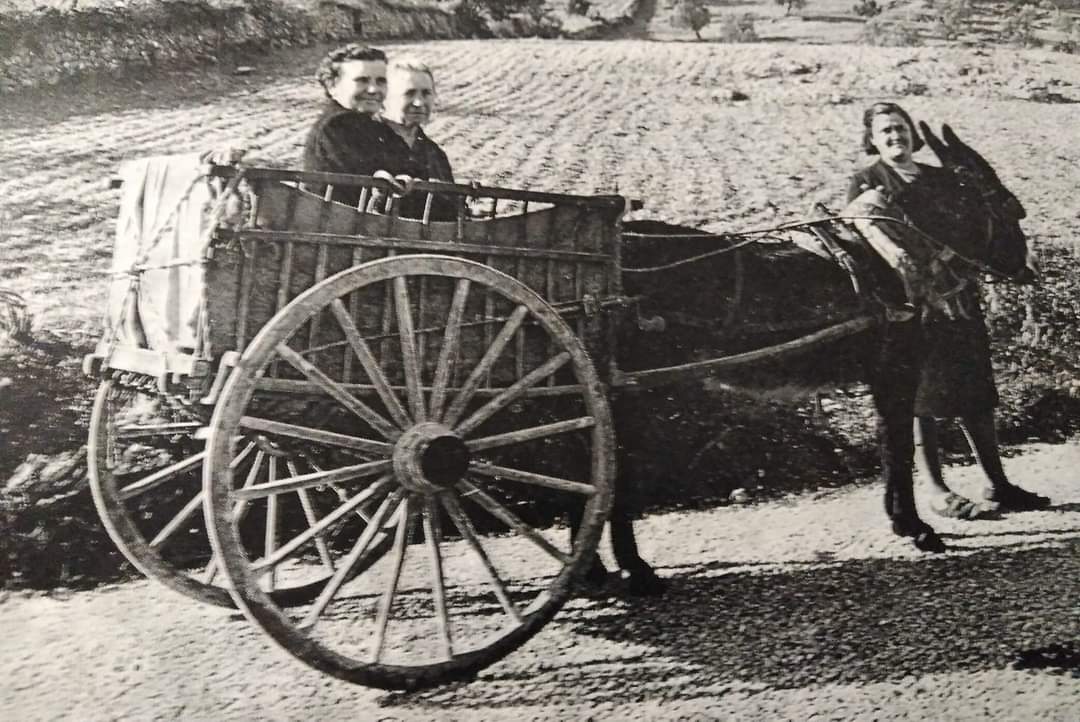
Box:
(3, 441), (1078, 720)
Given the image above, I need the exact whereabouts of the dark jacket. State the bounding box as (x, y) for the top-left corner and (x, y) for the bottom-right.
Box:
(302, 100), (395, 206)
(381, 126), (457, 221)
(848, 159), (998, 416)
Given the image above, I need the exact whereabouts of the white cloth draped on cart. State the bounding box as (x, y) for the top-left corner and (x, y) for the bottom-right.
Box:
(106, 153), (213, 354)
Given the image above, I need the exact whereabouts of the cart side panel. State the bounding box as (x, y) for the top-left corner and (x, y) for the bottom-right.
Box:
(202, 178), (621, 385)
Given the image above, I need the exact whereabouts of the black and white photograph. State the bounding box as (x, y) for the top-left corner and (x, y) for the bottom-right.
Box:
(1, 0), (1079, 718)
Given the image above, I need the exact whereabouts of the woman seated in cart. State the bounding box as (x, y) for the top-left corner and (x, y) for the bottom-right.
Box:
(845, 101), (1049, 521)
(303, 46), (456, 221)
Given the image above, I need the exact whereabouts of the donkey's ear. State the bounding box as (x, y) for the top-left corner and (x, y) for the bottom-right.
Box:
(943, 123), (999, 176)
(919, 121), (947, 161)
(941, 123), (965, 149)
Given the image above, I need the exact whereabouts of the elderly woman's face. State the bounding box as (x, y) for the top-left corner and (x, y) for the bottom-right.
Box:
(870, 112), (915, 165)
(384, 69), (436, 128)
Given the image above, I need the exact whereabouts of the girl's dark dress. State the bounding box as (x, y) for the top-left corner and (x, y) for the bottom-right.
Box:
(848, 159), (999, 417)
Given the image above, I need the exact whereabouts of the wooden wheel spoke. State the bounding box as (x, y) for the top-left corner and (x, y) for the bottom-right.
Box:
(300, 489), (404, 630)
(454, 352), (571, 437)
(457, 480), (571, 565)
(440, 493), (523, 624)
(428, 278), (471, 421)
(393, 276), (426, 423)
(251, 475), (393, 573)
(237, 414), (393, 453)
(231, 449), (265, 522)
(230, 440), (258, 469)
(372, 497), (414, 663)
(118, 450), (206, 500)
(201, 558), (218, 585)
(235, 459), (393, 500)
(239, 415), (391, 456)
(291, 460), (335, 572)
(275, 343), (399, 440)
(423, 497), (454, 660)
(264, 457), (280, 590)
(148, 491), (204, 549)
(116, 421), (203, 440)
(330, 300), (411, 429)
(470, 461), (596, 496)
(442, 305), (529, 427)
(465, 416), (595, 452)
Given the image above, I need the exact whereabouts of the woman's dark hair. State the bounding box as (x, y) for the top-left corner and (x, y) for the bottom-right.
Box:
(861, 102), (925, 155)
(316, 44), (387, 97)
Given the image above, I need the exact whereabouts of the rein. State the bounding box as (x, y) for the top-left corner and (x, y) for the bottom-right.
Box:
(621, 213), (1025, 284)
(621, 217), (853, 274)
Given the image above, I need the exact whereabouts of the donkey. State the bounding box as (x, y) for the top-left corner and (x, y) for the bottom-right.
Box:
(587, 123), (1036, 596)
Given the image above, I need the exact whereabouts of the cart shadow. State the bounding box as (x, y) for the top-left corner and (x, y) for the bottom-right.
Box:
(378, 536), (1080, 709)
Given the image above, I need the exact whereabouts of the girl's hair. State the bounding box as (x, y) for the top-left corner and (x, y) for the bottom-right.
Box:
(861, 102), (925, 155)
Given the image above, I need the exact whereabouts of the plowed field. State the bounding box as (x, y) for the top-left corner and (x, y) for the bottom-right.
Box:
(3, 40), (1080, 344)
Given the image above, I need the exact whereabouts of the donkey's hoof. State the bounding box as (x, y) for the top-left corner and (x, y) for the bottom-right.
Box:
(583, 557), (610, 588)
(626, 567), (667, 597)
(891, 519), (946, 553)
(912, 528), (946, 553)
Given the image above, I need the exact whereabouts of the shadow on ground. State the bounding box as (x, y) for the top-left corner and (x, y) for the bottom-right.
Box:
(381, 535), (1080, 707)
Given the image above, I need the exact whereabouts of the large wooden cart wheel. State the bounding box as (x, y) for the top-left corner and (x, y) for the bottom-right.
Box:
(204, 255), (614, 690)
(88, 379), (389, 608)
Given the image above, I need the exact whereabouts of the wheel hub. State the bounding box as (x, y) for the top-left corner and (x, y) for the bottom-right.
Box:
(392, 422), (470, 494)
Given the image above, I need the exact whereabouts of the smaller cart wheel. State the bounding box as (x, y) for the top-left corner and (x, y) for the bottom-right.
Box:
(88, 379), (391, 607)
(205, 255), (614, 689)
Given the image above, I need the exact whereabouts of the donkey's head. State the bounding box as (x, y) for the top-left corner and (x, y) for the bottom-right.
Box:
(918, 122), (1035, 283)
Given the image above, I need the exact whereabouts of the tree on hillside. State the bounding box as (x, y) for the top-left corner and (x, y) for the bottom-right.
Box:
(673, 0), (711, 39)
(775, 0), (808, 15)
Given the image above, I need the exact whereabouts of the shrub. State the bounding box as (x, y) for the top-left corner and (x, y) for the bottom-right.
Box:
(457, 0), (561, 37)
(673, 0), (711, 39)
(853, 0), (882, 17)
(1052, 10), (1080, 51)
(999, 3), (1045, 46)
(489, 11), (562, 37)
(861, 16), (923, 45)
(927, 0), (975, 39)
(453, 0), (493, 36)
(717, 12), (758, 41)
(567, 0), (591, 16)
(775, 0), (808, 15)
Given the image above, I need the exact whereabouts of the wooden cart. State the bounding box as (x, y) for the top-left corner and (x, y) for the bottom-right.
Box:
(86, 157), (875, 690)
(86, 158), (632, 690)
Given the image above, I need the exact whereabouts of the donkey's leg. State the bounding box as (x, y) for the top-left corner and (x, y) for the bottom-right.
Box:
(962, 412), (1051, 511)
(567, 497), (609, 588)
(869, 322), (945, 551)
(609, 475), (666, 596)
